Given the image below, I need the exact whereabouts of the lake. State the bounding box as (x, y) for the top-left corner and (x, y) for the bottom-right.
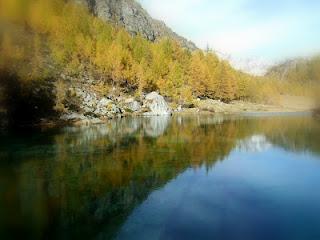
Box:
(0, 113), (320, 240)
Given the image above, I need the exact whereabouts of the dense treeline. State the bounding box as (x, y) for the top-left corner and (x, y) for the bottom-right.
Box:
(0, 0), (316, 106)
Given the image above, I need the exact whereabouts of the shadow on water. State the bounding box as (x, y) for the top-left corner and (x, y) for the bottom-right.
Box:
(0, 114), (319, 239)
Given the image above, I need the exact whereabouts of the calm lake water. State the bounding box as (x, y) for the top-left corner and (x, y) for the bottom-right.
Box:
(1, 113), (320, 240)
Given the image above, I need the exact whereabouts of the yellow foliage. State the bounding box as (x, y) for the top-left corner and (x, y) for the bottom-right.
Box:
(0, 0), (313, 104)
(188, 51), (210, 98)
(0, 33), (23, 70)
(215, 61), (236, 102)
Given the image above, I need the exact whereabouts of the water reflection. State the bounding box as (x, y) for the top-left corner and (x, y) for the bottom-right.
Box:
(237, 135), (272, 152)
(143, 116), (171, 137)
(0, 114), (319, 239)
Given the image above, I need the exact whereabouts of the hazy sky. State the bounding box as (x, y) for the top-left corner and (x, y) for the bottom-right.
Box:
(138, 0), (320, 62)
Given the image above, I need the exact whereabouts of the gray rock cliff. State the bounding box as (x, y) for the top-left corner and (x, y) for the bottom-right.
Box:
(75, 0), (197, 50)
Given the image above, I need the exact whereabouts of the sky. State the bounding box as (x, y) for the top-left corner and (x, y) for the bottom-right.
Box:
(138, 0), (320, 64)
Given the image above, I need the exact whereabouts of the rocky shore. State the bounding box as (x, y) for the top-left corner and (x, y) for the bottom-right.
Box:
(58, 86), (173, 126)
(57, 87), (313, 127)
(1, 72), (314, 129)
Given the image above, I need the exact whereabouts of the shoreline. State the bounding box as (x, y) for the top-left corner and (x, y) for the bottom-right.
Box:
(1, 96), (316, 131)
(0, 110), (314, 132)
(36, 105), (316, 130)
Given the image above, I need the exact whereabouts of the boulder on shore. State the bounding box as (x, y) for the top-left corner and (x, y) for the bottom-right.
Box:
(124, 98), (142, 112)
(143, 92), (171, 116)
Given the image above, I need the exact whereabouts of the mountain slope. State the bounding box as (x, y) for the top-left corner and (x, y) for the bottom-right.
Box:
(266, 57), (320, 83)
(76, 0), (197, 50)
(266, 58), (306, 81)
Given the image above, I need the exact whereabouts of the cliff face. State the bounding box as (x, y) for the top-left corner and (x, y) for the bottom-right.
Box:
(76, 0), (197, 50)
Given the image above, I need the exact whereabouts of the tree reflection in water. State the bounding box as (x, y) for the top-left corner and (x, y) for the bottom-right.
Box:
(0, 114), (319, 239)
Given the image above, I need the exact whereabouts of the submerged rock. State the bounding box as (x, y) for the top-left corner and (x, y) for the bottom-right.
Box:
(143, 92), (171, 116)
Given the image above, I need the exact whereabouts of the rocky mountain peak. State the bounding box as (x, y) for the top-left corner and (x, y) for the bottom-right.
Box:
(76, 0), (197, 50)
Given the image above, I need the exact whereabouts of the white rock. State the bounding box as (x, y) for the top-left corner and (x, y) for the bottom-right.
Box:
(176, 105), (182, 112)
(128, 101), (141, 112)
(124, 97), (135, 103)
(143, 92), (171, 116)
(61, 113), (87, 121)
(96, 98), (112, 110)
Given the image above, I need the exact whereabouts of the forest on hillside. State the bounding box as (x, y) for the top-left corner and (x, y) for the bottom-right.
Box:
(0, 0), (318, 113)
(267, 57), (320, 86)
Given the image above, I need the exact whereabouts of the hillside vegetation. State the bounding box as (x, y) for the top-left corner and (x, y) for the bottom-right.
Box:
(267, 57), (320, 97)
(0, 0), (317, 119)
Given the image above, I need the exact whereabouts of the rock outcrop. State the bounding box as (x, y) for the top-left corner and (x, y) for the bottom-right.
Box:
(124, 98), (141, 112)
(60, 82), (171, 123)
(76, 0), (197, 50)
(74, 88), (122, 117)
(142, 92), (171, 116)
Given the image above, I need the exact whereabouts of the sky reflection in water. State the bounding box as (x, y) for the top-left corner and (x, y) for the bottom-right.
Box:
(0, 114), (320, 240)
